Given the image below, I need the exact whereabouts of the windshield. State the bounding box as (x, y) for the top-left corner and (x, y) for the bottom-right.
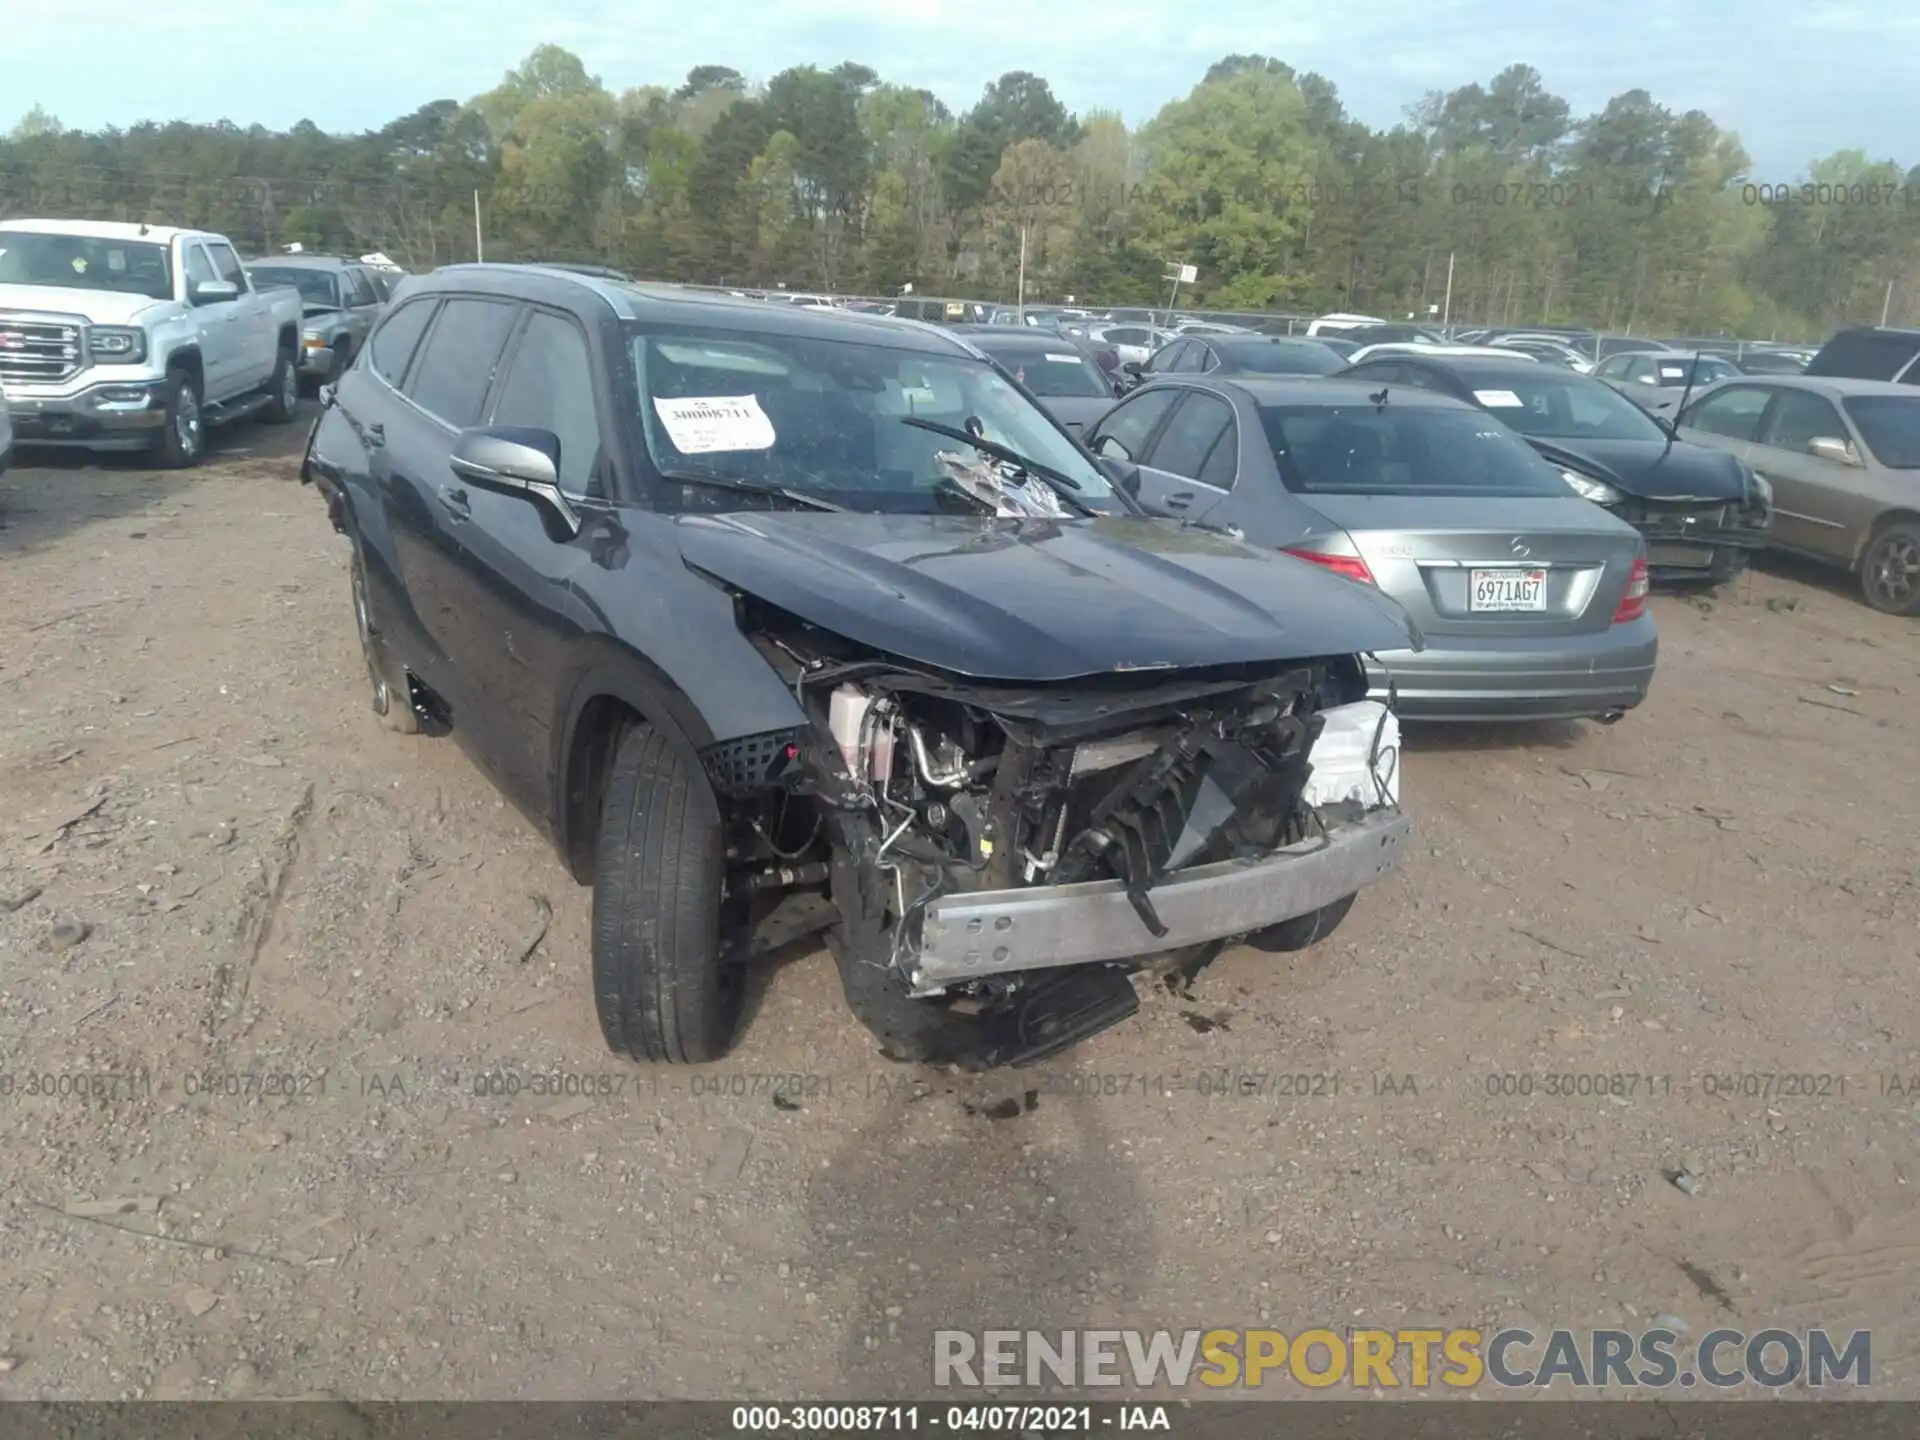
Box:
(1259, 402), (1573, 497)
(1468, 374), (1669, 442)
(1843, 396), (1920, 468)
(631, 323), (1115, 513)
(1215, 340), (1344, 376)
(250, 267), (340, 308)
(978, 345), (1111, 397)
(0, 231), (172, 301)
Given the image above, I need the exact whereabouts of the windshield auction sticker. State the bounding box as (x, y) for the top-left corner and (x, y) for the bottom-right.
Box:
(652, 394), (776, 454)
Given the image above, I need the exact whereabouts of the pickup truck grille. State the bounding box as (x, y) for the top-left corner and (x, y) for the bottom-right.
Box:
(0, 316), (85, 384)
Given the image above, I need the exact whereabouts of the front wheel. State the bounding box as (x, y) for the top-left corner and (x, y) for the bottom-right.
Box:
(150, 369), (204, 469)
(262, 345), (299, 424)
(1859, 521), (1920, 616)
(592, 722), (743, 1063)
(1242, 894), (1356, 954)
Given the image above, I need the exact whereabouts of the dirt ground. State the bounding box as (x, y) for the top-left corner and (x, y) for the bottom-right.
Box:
(0, 410), (1916, 1403)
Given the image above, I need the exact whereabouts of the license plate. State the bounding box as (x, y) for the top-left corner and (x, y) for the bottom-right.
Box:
(1469, 568), (1548, 612)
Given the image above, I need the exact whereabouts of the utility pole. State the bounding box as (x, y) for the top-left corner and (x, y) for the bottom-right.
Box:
(1164, 261), (1195, 326)
(473, 189), (484, 263)
(1440, 251), (1455, 329)
(1016, 223), (1028, 322)
(1882, 277), (1895, 327)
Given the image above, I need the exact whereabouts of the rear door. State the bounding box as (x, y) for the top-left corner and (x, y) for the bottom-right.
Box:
(1270, 404), (1641, 641)
(1130, 387), (1237, 522)
(1747, 387), (1863, 559)
(204, 239), (271, 394)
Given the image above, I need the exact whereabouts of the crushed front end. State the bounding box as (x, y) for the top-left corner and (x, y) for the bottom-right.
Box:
(1618, 493), (1770, 582)
(710, 606), (1409, 1067)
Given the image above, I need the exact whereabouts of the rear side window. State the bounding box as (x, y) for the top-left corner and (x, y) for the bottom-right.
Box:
(1258, 403), (1568, 497)
(368, 299), (436, 386)
(1148, 392), (1235, 483)
(403, 298), (521, 427)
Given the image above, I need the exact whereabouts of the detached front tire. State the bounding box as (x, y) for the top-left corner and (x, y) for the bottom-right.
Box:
(592, 722), (743, 1064)
(1242, 893), (1356, 954)
(150, 368), (204, 469)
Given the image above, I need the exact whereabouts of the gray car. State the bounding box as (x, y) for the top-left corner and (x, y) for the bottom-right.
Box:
(1083, 377), (1658, 723)
(1594, 350), (1743, 416)
(1675, 375), (1920, 613)
(246, 256), (389, 389)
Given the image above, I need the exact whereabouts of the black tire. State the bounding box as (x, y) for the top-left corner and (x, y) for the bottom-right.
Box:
(592, 722), (742, 1064)
(350, 547), (419, 734)
(1859, 520), (1920, 616)
(1241, 893), (1357, 954)
(150, 368), (204, 469)
(262, 344), (299, 424)
(1706, 546), (1750, 588)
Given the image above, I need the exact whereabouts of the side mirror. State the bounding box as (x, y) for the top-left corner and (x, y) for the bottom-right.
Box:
(1121, 360), (1144, 378)
(449, 426), (580, 536)
(191, 279), (239, 304)
(1100, 458), (1142, 496)
(1807, 436), (1861, 467)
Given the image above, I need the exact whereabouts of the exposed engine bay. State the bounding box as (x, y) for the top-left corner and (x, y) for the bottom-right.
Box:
(701, 596), (1407, 1067)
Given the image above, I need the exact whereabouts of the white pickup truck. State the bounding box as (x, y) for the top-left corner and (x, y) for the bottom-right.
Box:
(0, 219), (303, 467)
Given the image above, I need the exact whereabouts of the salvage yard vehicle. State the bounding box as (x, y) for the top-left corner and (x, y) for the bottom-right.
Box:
(946, 324), (1124, 435)
(246, 255), (389, 392)
(1335, 354), (1770, 584)
(301, 266), (1418, 1068)
(1141, 335), (1347, 379)
(1676, 376), (1920, 614)
(0, 219), (303, 466)
(1083, 376), (1658, 723)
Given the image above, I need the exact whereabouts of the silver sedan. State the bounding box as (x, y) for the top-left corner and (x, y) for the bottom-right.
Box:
(1081, 377), (1658, 723)
(1675, 375), (1920, 613)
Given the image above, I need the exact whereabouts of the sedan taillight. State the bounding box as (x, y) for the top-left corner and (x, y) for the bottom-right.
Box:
(1283, 545), (1376, 585)
(1613, 555), (1650, 623)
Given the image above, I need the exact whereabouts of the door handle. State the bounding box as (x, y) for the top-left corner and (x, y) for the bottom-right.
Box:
(364, 422), (385, 449)
(437, 485), (471, 521)
(1164, 492), (1194, 511)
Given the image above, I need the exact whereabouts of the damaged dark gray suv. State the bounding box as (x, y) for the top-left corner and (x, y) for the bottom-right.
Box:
(302, 265), (1419, 1068)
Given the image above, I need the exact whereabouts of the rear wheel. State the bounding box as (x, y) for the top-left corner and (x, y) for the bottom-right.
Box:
(350, 547), (418, 733)
(262, 345), (299, 424)
(592, 722), (743, 1063)
(1859, 521), (1920, 616)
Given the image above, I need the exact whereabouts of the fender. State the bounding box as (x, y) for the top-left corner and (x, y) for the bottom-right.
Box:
(550, 637), (805, 882)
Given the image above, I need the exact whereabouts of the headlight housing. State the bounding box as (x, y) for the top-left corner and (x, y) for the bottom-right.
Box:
(302, 329), (327, 345)
(1560, 468), (1622, 505)
(88, 326), (147, 364)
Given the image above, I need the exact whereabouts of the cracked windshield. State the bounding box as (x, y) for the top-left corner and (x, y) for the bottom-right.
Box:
(0, 0), (1911, 1430)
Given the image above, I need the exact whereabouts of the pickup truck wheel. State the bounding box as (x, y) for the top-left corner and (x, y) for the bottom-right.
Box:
(262, 346), (299, 424)
(1241, 893), (1356, 954)
(150, 370), (204, 469)
(350, 548), (419, 734)
(592, 722), (742, 1064)
(1860, 521), (1920, 616)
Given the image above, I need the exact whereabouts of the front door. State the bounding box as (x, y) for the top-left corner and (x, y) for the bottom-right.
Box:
(1747, 388), (1858, 559)
(432, 307), (606, 817)
(183, 242), (241, 400)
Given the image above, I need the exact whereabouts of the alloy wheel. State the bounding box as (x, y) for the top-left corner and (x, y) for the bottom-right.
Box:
(1865, 531), (1920, 611)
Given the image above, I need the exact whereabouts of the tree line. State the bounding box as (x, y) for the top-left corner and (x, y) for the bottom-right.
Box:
(4, 50), (1917, 339)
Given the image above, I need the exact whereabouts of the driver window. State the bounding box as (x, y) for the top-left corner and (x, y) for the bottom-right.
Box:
(183, 245), (218, 299)
(1758, 389), (1846, 456)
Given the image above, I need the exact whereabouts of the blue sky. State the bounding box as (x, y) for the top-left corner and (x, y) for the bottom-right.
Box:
(4, 0), (1913, 178)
